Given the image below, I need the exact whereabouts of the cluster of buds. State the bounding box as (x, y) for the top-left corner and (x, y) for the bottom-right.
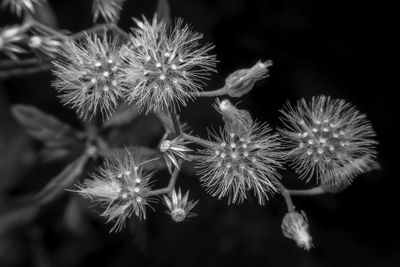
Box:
(92, 0), (126, 23)
(28, 34), (63, 58)
(0, 25), (27, 60)
(1, 0), (46, 17)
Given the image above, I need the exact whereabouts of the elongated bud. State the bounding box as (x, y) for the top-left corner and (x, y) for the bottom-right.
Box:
(217, 99), (253, 135)
(225, 60), (272, 97)
(281, 211), (313, 250)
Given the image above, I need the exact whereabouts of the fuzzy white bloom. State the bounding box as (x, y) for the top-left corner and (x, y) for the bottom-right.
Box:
(281, 211), (313, 250)
(160, 136), (191, 173)
(92, 0), (126, 23)
(164, 188), (198, 223)
(279, 95), (378, 186)
(75, 150), (156, 232)
(1, 0), (46, 16)
(52, 32), (126, 120)
(196, 100), (282, 205)
(0, 25), (26, 60)
(120, 16), (217, 113)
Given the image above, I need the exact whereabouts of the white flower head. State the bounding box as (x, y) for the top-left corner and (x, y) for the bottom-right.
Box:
(281, 211), (313, 250)
(1, 0), (46, 16)
(75, 149), (156, 232)
(279, 95), (378, 186)
(120, 15), (217, 113)
(196, 101), (282, 205)
(92, 0), (126, 23)
(52, 32), (126, 120)
(164, 188), (199, 223)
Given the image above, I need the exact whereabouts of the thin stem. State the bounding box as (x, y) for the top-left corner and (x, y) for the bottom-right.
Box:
(273, 179), (295, 213)
(182, 133), (215, 148)
(193, 86), (228, 97)
(0, 64), (51, 80)
(148, 159), (183, 196)
(70, 23), (129, 40)
(169, 109), (182, 136)
(0, 58), (41, 69)
(287, 186), (326, 196)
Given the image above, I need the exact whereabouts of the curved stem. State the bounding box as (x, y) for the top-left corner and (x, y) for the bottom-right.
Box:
(194, 86), (228, 97)
(182, 133), (215, 148)
(273, 179), (295, 213)
(287, 186), (326, 196)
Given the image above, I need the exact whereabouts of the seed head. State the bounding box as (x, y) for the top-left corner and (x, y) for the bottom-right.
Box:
(164, 188), (199, 223)
(120, 16), (217, 113)
(281, 211), (313, 250)
(92, 0), (126, 23)
(196, 100), (282, 205)
(279, 95), (378, 186)
(225, 60), (272, 97)
(75, 149), (156, 232)
(1, 0), (46, 16)
(52, 32), (125, 120)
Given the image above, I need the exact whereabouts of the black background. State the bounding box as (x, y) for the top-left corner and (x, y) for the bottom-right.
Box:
(0, 0), (399, 266)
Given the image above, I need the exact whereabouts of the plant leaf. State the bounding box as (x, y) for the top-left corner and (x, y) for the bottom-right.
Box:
(11, 104), (82, 148)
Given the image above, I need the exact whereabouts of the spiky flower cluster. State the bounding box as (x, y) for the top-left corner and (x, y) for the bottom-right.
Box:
(52, 32), (125, 119)
(281, 211), (313, 250)
(196, 99), (282, 205)
(76, 150), (155, 232)
(279, 95), (378, 185)
(164, 188), (198, 223)
(0, 25), (26, 60)
(92, 0), (126, 23)
(120, 16), (217, 113)
(1, 0), (46, 16)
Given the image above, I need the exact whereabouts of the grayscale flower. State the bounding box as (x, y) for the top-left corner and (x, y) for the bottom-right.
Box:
(279, 95), (378, 186)
(196, 100), (282, 205)
(164, 188), (198, 223)
(52, 32), (125, 120)
(75, 150), (156, 232)
(281, 211), (313, 250)
(160, 136), (191, 173)
(120, 16), (217, 113)
(92, 0), (126, 23)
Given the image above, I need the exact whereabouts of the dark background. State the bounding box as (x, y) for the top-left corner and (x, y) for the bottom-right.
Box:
(0, 0), (399, 266)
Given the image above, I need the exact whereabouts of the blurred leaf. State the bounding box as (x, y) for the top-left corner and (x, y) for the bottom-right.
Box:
(11, 104), (82, 148)
(156, 0), (171, 27)
(34, 154), (90, 206)
(102, 102), (140, 129)
(0, 205), (38, 236)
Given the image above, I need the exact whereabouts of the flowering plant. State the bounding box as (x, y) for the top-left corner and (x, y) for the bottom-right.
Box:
(0, 0), (379, 252)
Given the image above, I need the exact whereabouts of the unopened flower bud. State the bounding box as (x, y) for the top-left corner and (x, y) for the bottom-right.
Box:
(217, 99), (253, 135)
(225, 60), (272, 97)
(281, 211), (313, 250)
(164, 188), (198, 223)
